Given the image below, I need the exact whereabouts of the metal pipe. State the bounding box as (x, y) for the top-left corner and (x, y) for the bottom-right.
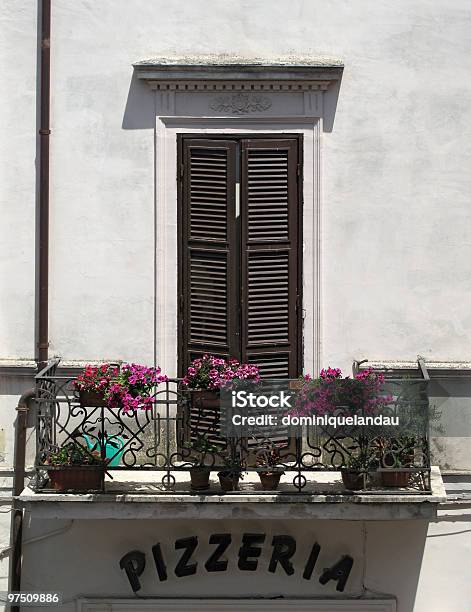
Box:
(38, 0), (51, 366)
(9, 389), (35, 608)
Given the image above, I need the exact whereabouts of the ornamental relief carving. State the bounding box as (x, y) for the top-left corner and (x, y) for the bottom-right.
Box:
(209, 93), (272, 114)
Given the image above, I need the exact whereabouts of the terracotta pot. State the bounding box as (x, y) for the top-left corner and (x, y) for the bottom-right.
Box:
(79, 389), (107, 407)
(190, 390), (220, 410)
(218, 471), (240, 492)
(188, 390), (224, 449)
(367, 471), (383, 487)
(341, 469), (366, 491)
(259, 471), (283, 491)
(190, 467), (210, 491)
(48, 466), (105, 492)
(381, 452), (413, 488)
(381, 470), (410, 487)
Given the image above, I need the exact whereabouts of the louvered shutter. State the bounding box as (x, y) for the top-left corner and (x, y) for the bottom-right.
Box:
(240, 138), (301, 378)
(179, 139), (238, 374)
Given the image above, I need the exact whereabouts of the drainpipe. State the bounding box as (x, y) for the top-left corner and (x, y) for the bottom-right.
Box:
(9, 389), (35, 610)
(37, 0), (51, 367)
(9, 0), (52, 602)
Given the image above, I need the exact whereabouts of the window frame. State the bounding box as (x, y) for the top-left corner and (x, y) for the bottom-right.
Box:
(176, 133), (304, 377)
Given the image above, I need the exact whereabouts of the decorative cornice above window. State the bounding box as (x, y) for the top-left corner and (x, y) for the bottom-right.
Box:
(133, 54), (343, 91)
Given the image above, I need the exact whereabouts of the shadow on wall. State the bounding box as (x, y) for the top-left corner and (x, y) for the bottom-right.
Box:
(121, 68), (343, 132)
(122, 71), (156, 130)
(366, 520), (429, 611)
(323, 75), (342, 133)
(429, 379), (471, 471)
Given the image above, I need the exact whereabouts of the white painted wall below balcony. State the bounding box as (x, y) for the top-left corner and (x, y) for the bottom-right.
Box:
(17, 514), (471, 612)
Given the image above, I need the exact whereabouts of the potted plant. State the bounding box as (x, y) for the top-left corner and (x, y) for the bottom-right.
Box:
(381, 436), (416, 487)
(218, 456), (245, 492)
(256, 443), (285, 491)
(183, 434), (218, 490)
(294, 367), (392, 417)
(182, 354), (260, 409)
(181, 356), (260, 447)
(341, 450), (373, 491)
(74, 363), (119, 407)
(45, 442), (107, 492)
(74, 362), (167, 410)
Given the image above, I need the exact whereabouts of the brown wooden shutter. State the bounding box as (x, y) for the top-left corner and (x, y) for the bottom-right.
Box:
(178, 139), (238, 374)
(240, 138), (301, 378)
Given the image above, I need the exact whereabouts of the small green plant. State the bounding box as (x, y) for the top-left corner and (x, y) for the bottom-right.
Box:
(344, 449), (375, 473)
(380, 435), (416, 468)
(219, 454), (245, 479)
(183, 435), (219, 468)
(255, 442), (284, 473)
(46, 442), (104, 467)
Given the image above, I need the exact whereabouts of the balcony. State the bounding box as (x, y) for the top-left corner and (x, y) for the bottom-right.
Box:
(17, 359), (446, 520)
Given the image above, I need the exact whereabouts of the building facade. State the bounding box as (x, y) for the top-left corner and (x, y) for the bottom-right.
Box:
(1, 1), (471, 611)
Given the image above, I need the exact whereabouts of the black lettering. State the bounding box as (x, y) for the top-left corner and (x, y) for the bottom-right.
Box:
(152, 543), (168, 581)
(268, 535), (296, 576)
(238, 533), (265, 571)
(303, 542), (321, 580)
(205, 533), (232, 572)
(119, 550), (146, 592)
(175, 536), (198, 577)
(319, 555), (354, 592)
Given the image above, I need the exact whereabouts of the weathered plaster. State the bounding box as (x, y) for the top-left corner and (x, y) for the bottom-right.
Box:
(133, 54), (344, 67)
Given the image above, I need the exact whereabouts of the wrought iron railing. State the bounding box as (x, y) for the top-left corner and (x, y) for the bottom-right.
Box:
(33, 359), (432, 494)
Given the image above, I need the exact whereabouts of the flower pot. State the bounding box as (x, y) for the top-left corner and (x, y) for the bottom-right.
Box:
(381, 452), (413, 488)
(190, 467), (211, 491)
(381, 470), (410, 488)
(341, 469), (366, 491)
(48, 466), (105, 492)
(79, 389), (107, 407)
(190, 390), (220, 410)
(189, 390), (224, 448)
(367, 471), (383, 487)
(218, 471), (240, 492)
(259, 471), (282, 491)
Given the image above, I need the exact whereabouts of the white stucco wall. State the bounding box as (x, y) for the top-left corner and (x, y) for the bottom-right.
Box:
(17, 514), (471, 612)
(3, 0), (471, 369)
(0, 1), (37, 360)
(49, 1), (471, 370)
(2, 3), (471, 609)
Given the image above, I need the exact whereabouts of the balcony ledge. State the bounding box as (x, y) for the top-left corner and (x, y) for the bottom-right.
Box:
(17, 467), (445, 521)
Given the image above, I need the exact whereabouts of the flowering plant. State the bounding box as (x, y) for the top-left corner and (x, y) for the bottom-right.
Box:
(74, 363), (119, 394)
(182, 354), (260, 390)
(294, 367), (392, 416)
(105, 363), (168, 412)
(74, 363), (167, 412)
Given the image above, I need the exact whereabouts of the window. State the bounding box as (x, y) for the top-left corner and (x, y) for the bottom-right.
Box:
(178, 135), (303, 377)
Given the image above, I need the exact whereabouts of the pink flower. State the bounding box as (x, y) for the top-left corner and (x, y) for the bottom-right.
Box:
(181, 355), (260, 390)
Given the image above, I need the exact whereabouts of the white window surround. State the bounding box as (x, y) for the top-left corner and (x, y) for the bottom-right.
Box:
(78, 598), (396, 612)
(135, 56), (343, 377)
